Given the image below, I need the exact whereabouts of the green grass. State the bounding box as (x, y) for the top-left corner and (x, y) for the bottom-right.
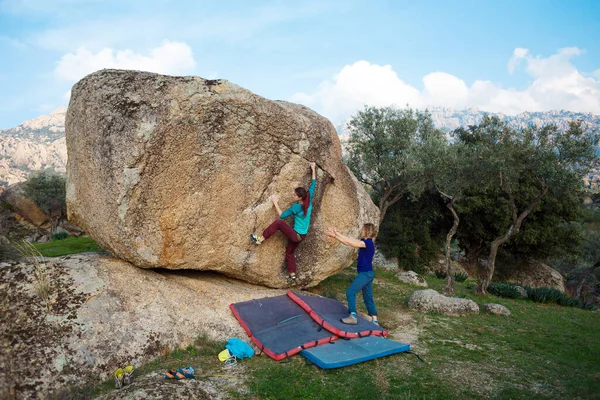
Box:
(56, 263), (600, 399)
(32, 236), (104, 257)
(242, 267), (600, 400)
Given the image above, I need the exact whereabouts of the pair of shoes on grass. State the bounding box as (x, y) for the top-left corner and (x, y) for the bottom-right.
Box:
(165, 366), (196, 380)
(250, 234), (264, 245)
(114, 365), (134, 389)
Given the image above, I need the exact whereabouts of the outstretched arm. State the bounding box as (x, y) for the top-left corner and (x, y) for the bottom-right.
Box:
(326, 227), (366, 248)
(308, 162), (317, 196)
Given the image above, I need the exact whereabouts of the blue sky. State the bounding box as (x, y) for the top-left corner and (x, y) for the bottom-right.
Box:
(1, 0), (599, 128)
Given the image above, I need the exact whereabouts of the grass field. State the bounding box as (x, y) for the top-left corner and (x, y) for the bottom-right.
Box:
(76, 265), (599, 400)
(32, 236), (104, 257)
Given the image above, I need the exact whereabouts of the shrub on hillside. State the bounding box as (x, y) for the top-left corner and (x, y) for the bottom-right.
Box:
(454, 272), (468, 282)
(435, 270), (447, 279)
(50, 232), (69, 241)
(526, 287), (563, 304)
(23, 170), (66, 233)
(488, 282), (527, 299)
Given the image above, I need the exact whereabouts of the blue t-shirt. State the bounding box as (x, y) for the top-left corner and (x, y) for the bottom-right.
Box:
(356, 238), (375, 273)
(280, 179), (316, 235)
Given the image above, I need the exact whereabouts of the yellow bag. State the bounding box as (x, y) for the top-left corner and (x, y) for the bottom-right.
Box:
(218, 349), (231, 362)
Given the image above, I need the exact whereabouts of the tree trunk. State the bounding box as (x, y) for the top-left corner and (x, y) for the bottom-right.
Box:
(477, 237), (503, 294)
(378, 187), (406, 225)
(378, 202), (388, 225)
(443, 198), (459, 296)
(476, 183), (548, 294)
(576, 260), (600, 299)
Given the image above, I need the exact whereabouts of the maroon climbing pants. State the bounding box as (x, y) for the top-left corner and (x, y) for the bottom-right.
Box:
(262, 219), (306, 274)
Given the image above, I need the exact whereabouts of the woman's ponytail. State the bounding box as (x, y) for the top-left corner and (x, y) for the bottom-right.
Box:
(295, 187), (310, 216)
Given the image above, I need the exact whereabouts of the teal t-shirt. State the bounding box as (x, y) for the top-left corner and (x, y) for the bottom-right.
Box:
(280, 179), (316, 235)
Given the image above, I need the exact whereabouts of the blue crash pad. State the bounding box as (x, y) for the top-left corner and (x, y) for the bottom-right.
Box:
(300, 336), (410, 369)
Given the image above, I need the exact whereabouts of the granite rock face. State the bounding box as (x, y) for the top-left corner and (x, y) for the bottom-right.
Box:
(66, 70), (379, 288)
(0, 254), (283, 399)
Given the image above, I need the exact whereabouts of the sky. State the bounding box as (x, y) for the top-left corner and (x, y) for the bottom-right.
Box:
(1, 0), (600, 128)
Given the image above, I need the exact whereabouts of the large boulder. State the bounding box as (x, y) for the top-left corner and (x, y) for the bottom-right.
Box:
(0, 182), (48, 226)
(495, 259), (566, 293)
(66, 70), (379, 288)
(423, 254), (470, 277)
(0, 254), (284, 399)
(408, 289), (479, 315)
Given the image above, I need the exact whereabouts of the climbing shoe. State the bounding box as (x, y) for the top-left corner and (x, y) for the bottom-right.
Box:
(177, 366), (196, 379)
(165, 369), (185, 380)
(341, 315), (358, 325)
(250, 234), (263, 245)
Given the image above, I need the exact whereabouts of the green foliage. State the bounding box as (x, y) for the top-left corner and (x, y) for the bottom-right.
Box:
(50, 231), (69, 241)
(454, 272), (468, 282)
(487, 282), (526, 299)
(377, 189), (451, 273)
(345, 106), (445, 221)
(452, 118), (599, 291)
(493, 283), (523, 299)
(435, 270), (467, 281)
(526, 287), (562, 305)
(525, 287), (594, 310)
(23, 169), (66, 221)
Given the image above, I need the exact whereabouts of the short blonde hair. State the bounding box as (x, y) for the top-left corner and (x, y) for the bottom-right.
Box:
(361, 223), (377, 239)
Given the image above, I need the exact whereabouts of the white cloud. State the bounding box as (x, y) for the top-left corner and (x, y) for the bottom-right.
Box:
(292, 48), (600, 122)
(507, 47), (529, 74)
(291, 61), (421, 122)
(54, 40), (196, 82)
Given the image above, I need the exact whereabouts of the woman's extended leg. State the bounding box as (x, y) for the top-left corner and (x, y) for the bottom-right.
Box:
(361, 271), (378, 324)
(342, 272), (372, 324)
(261, 219), (299, 242)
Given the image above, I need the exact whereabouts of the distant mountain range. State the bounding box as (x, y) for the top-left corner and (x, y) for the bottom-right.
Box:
(0, 108), (67, 188)
(1, 106), (599, 191)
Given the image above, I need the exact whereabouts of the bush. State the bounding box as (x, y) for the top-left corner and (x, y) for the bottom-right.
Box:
(526, 287), (563, 303)
(578, 300), (597, 311)
(525, 287), (594, 310)
(435, 271), (447, 279)
(488, 282), (526, 299)
(454, 272), (468, 282)
(23, 170), (66, 233)
(51, 232), (69, 241)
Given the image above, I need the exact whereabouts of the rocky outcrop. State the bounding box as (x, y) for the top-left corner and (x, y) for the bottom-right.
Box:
(496, 259), (566, 293)
(423, 254), (470, 277)
(0, 182), (48, 226)
(66, 70), (379, 288)
(372, 251), (397, 270)
(0, 107), (67, 189)
(484, 303), (511, 316)
(396, 270), (428, 287)
(0, 253), (284, 399)
(407, 289), (479, 315)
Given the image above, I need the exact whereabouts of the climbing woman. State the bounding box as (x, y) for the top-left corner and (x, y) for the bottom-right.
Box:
(326, 223), (379, 325)
(250, 162), (317, 282)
